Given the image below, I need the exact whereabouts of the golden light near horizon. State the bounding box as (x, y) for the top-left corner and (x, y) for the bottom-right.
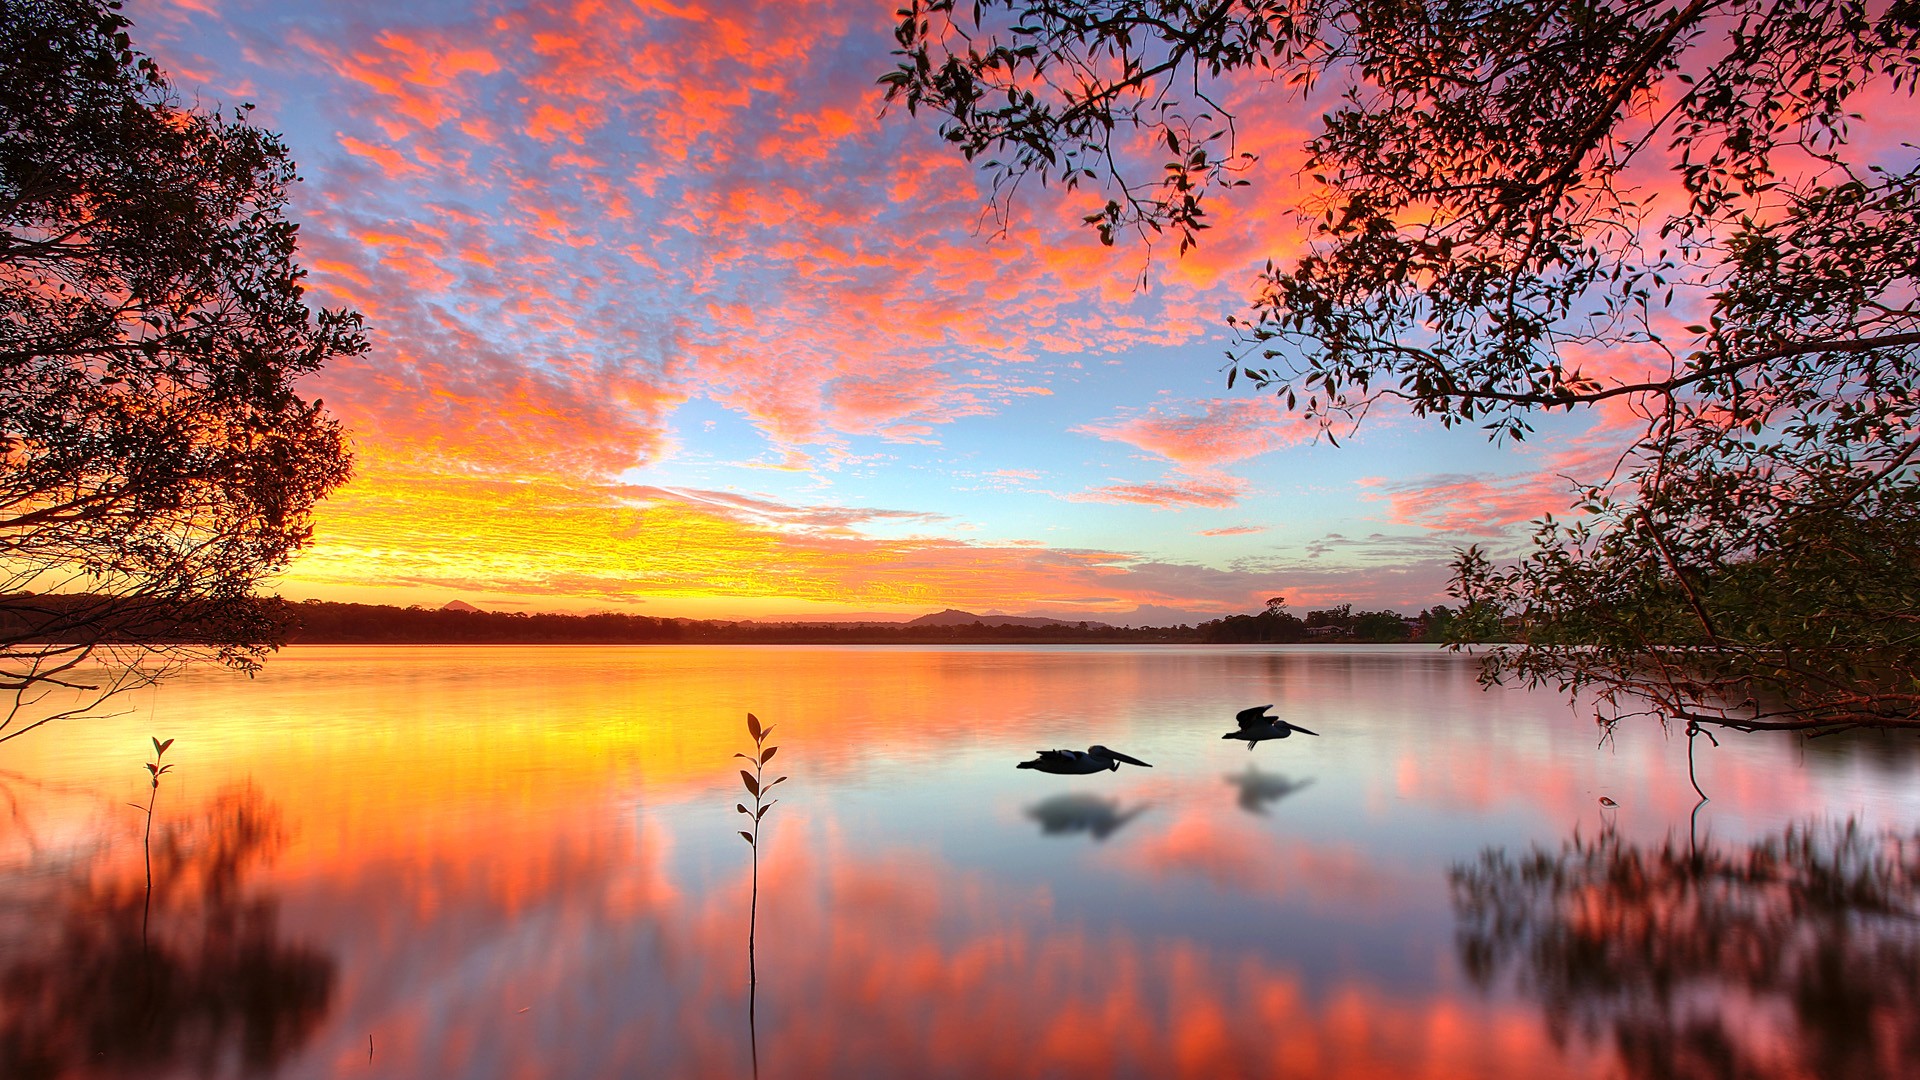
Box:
(127, 0), (1628, 623)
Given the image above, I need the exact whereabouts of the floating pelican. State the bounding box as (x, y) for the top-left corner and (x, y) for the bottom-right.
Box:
(1016, 745), (1153, 774)
(1027, 794), (1149, 840)
(1223, 705), (1319, 750)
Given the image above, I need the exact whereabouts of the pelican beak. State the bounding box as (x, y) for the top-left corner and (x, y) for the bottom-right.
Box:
(1105, 750), (1152, 768)
(1289, 724), (1320, 736)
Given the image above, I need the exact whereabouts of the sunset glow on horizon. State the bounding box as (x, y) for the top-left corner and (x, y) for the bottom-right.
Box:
(140, 0), (1614, 621)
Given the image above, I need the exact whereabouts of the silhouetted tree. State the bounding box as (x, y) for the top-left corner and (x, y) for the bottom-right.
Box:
(0, 0), (360, 742)
(1303, 605), (1353, 632)
(1201, 605), (1306, 643)
(1415, 606), (1455, 644)
(883, 1), (1920, 734)
(1351, 609), (1411, 643)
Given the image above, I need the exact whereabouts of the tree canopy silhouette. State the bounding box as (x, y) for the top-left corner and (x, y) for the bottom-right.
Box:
(883, 0), (1920, 734)
(0, 0), (361, 742)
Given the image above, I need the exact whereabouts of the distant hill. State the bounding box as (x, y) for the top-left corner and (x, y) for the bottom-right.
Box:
(906, 608), (1110, 629)
(441, 600), (481, 613)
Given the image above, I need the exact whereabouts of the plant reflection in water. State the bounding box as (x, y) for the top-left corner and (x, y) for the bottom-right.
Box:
(1026, 793), (1148, 840)
(0, 783), (335, 1079)
(1453, 821), (1920, 1080)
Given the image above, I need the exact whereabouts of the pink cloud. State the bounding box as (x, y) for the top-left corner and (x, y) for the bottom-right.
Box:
(1073, 473), (1249, 510)
(1077, 397), (1317, 468)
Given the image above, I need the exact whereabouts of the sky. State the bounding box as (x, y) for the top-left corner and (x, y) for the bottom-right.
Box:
(139, 0), (1616, 623)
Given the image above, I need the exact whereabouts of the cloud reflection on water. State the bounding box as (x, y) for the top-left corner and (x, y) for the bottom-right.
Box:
(2, 646), (1915, 1078)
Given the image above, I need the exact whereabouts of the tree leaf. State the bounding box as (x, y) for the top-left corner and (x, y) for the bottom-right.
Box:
(760, 745), (778, 765)
(739, 831), (755, 845)
(747, 712), (762, 740)
(740, 770), (759, 797)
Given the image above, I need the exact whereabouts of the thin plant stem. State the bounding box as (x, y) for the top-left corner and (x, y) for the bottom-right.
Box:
(748, 808), (759, 1080)
(142, 780), (156, 950)
(1686, 721), (1718, 802)
(734, 713), (783, 1080)
(134, 737), (173, 955)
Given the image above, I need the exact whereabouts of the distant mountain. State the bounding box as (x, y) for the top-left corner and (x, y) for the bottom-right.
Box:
(441, 599), (481, 613)
(1115, 604), (1239, 628)
(906, 608), (1109, 629)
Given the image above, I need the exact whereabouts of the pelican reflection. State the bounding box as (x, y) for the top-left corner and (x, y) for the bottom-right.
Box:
(1026, 794), (1148, 840)
(1225, 767), (1314, 815)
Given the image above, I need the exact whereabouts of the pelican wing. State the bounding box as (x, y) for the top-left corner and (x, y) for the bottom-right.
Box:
(1235, 704), (1278, 729)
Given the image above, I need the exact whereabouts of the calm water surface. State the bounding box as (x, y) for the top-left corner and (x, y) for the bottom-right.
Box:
(3, 645), (1917, 1078)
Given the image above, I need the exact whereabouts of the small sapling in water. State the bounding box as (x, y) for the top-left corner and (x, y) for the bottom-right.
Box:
(734, 712), (786, 1077)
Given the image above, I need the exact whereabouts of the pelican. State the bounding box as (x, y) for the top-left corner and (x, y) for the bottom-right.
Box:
(1223, 705), (1319, 749)
(1016, 745), (1153, 774)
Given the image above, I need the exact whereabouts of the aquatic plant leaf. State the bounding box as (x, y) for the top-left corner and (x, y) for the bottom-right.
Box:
(767, 776), (788, 788)
(153, 737), (173, 757)
(736, 803), (750, 815)
(740, 770), (760, 797)
(739, 831), (754, 845)
(758, 726), (775, 743)
(747, 713), (762, 740)
(734, 753), (756, 761)
(146, 762), (159, 775)
(760, 746), (778, 765)
(757, 801), (776, 818)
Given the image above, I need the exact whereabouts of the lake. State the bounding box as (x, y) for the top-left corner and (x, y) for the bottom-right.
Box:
(3, 645), (1917, 1078)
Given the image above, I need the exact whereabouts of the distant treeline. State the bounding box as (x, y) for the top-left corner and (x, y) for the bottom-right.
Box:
(280, 601), (1193, 644)
(0, 595), (1483, 647)
(1193, 603), (1478, 644)
(275, 599), (1478, 645)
